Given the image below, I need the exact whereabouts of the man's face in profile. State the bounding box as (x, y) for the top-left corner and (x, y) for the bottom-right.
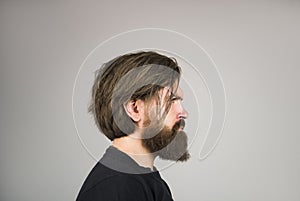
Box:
(142, 86), (190, 162)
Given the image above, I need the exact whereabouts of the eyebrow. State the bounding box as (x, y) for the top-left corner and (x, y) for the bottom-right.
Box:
(170, 92), (183, 101)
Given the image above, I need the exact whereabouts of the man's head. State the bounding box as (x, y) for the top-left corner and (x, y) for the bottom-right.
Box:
(89, 51), (190, 161)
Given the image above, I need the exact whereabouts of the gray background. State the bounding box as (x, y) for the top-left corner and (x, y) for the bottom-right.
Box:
(1, 0), (299, 200)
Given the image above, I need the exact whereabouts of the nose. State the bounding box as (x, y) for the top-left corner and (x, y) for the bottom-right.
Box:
(179, 104), (189, 119)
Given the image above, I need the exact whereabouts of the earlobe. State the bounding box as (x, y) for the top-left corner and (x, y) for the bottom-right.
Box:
(124, 100), (142, 122)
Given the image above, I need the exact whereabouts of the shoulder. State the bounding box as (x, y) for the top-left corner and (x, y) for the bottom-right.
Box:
(77, 174), (150, 201)
(76, 162), (173, 201)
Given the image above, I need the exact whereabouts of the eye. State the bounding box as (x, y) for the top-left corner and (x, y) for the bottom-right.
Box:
(170, 92), (183, 102)
(171, 97), (179, 102)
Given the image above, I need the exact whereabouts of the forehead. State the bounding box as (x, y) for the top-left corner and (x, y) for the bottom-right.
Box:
(171, 80), (184, 97)
(160, 84), (184, 99)
(174, 86), (184, 98)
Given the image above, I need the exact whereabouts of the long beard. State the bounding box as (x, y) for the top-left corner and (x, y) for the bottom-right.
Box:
(142, 119), (190, 162)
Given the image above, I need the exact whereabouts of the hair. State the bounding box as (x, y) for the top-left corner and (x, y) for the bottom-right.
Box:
(88, 51), (182, 141)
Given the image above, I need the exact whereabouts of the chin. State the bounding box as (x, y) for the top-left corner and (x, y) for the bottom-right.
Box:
(142, 119), (190, 162)
(157, 129), (190, 162)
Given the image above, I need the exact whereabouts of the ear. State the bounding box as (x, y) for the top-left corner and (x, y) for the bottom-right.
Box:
(124, 99), (145, 123)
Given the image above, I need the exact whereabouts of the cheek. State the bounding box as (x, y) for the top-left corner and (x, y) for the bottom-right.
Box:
(164, 105), (178, 127)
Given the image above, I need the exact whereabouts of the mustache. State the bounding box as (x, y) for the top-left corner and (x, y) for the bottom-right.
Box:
(172, 119), (185, 132)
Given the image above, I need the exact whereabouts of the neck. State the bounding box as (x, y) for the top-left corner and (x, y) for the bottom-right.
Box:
(112, 135), (155, 171)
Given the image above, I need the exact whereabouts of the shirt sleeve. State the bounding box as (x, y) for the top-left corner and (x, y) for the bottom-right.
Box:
(77, 175), (150, 201)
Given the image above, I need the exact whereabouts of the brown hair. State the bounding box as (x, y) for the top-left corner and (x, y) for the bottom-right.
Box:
(88, 51), (181, 141)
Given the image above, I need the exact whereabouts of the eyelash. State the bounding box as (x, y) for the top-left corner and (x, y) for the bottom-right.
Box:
(171, 97), (178, 102)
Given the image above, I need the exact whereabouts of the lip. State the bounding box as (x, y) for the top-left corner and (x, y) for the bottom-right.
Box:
(175, 119), (185, 131)
(179, 120), (185, 129)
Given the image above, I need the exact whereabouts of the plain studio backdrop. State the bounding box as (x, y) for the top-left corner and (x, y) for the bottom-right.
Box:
(0, 1), (299, 201)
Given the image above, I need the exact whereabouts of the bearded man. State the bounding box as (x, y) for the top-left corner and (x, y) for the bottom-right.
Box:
(76, 51), (190, 201)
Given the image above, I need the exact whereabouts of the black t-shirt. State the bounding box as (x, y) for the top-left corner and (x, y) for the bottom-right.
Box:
(76, 146), (174, 201)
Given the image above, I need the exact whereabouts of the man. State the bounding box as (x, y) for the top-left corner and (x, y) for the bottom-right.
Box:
(76, 51), (190, 201)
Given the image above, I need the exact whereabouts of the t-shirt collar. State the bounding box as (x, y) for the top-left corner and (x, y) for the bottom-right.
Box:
(99, 145), (158, 174)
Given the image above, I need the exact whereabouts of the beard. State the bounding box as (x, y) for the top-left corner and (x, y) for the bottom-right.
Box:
(142, 119), (190, 162)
